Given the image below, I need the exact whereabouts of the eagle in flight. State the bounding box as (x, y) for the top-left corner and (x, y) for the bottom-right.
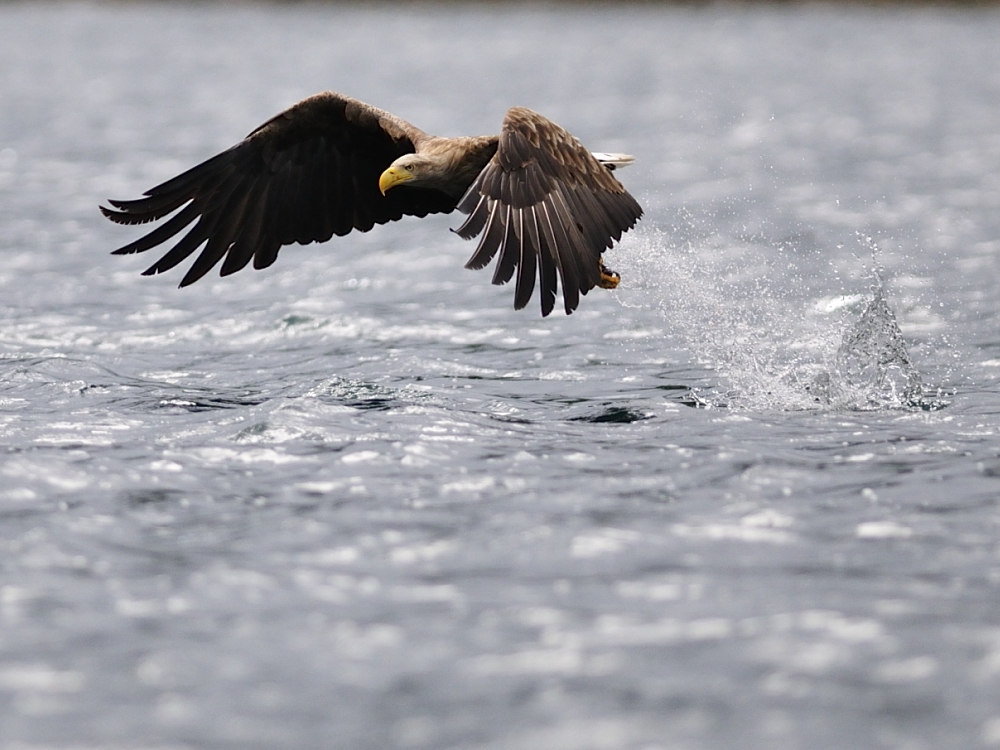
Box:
(101, 92), (642, 316)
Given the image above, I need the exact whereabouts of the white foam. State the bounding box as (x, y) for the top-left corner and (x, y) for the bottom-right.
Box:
(571, 529), (639, 558)
(672, 523), (792, 544)
(874, 656), (938, 683)
(856, 521), (914, 540)
(0, 665), (84, 693)
(341, 450), (380, 464)
(440, 476), (495, 494)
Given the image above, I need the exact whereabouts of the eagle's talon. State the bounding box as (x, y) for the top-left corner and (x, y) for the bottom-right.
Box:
(599, 261), (620, 290)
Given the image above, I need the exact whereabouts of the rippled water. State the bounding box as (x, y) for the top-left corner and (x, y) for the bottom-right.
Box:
(3, 3), (1000, 749)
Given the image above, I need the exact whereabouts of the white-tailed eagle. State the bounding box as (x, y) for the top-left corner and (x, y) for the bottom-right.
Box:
(101, 92), (642, 316)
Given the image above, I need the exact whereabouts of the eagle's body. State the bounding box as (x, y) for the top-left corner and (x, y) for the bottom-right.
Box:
(102, 92), (642, 316)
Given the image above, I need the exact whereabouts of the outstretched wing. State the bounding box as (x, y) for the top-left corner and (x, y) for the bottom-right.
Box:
(453, 107), (642, 316)
(101, 92), (458, 286)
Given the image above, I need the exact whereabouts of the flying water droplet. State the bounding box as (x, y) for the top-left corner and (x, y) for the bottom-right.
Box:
(616, 229), (940, 412)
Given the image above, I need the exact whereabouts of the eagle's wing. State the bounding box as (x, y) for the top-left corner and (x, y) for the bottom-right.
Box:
(454, 107), (642, 316)
(101, 92), (458, 287)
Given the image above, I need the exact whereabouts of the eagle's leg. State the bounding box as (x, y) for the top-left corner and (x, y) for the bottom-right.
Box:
(599, 259), (620, 289)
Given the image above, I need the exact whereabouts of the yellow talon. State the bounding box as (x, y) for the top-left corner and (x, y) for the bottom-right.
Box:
(599, 260), (620, 290)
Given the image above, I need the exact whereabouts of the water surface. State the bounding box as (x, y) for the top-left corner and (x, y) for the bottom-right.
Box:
(2, 3), (1000, 749)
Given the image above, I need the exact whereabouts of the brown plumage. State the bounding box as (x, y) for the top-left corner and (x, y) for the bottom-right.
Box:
(101, 91), (642, 316)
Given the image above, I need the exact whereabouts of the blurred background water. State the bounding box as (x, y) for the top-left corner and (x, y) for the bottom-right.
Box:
(2, 2), (1000, 748)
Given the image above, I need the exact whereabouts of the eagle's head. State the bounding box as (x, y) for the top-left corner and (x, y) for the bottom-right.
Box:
(378, 153), (438, 195)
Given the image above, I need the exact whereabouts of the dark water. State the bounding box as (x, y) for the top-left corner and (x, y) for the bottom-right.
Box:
(3, 3), (1000, 749)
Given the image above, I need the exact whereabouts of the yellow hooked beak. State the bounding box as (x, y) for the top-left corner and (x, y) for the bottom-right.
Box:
(379, 166), (415, 195)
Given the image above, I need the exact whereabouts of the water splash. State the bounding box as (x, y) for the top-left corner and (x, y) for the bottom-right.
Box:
(819, 238), (925, 409)
(616, 229), (934, 412)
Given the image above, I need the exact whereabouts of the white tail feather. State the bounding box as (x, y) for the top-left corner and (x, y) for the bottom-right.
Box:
(591, 152), (635, 170)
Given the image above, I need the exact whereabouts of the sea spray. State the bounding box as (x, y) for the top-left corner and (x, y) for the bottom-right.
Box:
(820, 237), (925, 409)
(615, 228), (930, 411)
